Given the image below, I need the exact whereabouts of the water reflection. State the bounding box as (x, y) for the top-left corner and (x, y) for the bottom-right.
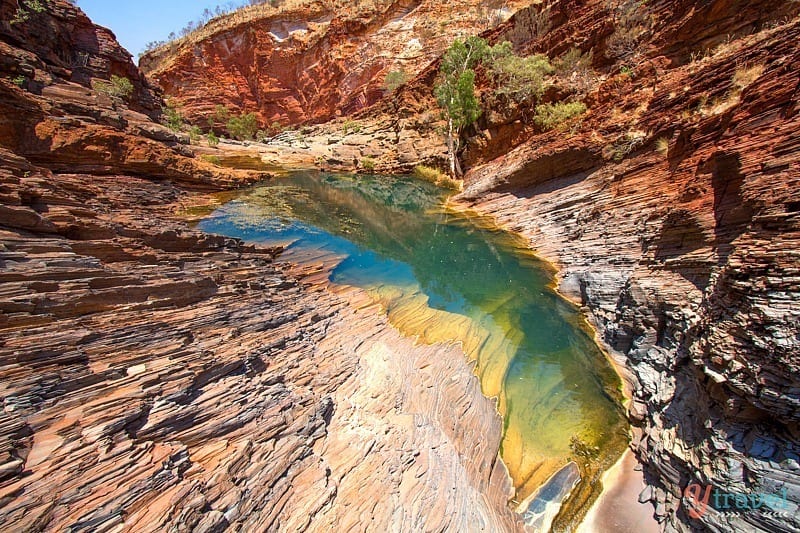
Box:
(199, 172), (627, 506)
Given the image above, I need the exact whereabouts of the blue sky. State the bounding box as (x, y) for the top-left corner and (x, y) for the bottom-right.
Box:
(77, 1), (232, 59)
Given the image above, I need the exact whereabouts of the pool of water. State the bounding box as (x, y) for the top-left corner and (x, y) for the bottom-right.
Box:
(199, 171), (627, 518)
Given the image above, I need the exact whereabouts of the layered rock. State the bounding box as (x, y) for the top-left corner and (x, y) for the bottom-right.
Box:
(0, 3), (523, 532)
(0, 153), (521, 532)
(449, 1), (800, 531)
(0, 0), (260, 189)
(139, 0), (527, 128)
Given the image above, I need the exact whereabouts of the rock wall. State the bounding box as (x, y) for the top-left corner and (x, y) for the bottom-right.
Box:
(0, 2), (523, 531)
(452, 1), (800, 531)
(0, 0), (262, 188)
(139, 0), (526, 128)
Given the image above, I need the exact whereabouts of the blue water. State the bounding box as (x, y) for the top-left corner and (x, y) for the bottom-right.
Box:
(199, 171), (627, 505)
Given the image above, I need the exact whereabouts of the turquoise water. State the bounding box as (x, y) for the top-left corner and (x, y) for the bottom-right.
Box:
(199, 171), (627, 507)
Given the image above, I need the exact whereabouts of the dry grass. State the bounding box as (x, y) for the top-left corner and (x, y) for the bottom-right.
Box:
(732, 63), (766, 91)
(655, 136), (669, 155)
(413, 165), (462, 190)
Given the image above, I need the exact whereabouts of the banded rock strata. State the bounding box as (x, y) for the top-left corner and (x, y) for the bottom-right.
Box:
(453, 1), (800, 531)
(0, 2), (522, 531)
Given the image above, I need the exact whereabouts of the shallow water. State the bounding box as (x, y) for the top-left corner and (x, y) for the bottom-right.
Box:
(199, 171), (627, 509)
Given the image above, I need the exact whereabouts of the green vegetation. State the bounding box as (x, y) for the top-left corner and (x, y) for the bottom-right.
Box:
(490, 46), (554, 104)
(384, 70), (408, 92)
(92, 75), (135, 100)
(162, 101), (184, 131)
(434, 36), (495, 177)
(342, 119), (361, 134)
(360, 156), (376, 171)
(11, 75), (26, 88)
(200, 154), (222, 165)
(11, 0), (46, 25)
(226, 112), (259, 140)
(207, 130), (220, 147)
(533, 101), (587, 131)
(187, 125), (202, 145)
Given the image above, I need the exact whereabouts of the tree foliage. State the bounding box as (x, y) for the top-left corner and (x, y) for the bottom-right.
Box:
(490, 52), (553, 104)
(93, 75), (135, 101)
(434, 37), (495, 177)
(162, 101), (184, 131)
(226, 112), (259, 140)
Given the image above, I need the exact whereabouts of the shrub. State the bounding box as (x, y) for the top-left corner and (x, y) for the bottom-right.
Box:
(342, 119), (361, 134)
(360, 156), (376, 171)
(93, 75), (135, 100)
(162, 101), (184, 131)
(11, 0), (46, 25)
(413, 165), (462, 190)
(214, 105), (230, 123)
(533, 101), (587, 131)
(187, 125), (202, 144)
(207, 130), (220, 147)
(490, 52), (554, 104)
(200, 155), (221, 165)
(226, 113), (259, 140)
(384, 70), (408, 91)
(11, 75), (25, 88)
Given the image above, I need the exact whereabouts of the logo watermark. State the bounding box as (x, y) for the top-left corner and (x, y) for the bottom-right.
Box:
(683, 483), (791, 518)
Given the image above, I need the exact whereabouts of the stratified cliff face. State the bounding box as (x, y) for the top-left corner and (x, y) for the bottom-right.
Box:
(450, 1), (800, 531)
(0, 0), (260, 188)
(0, 2), (522, 532)
(139, 0), (525, 128)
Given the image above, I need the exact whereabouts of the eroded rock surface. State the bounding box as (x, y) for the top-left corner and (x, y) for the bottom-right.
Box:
(140, 0), (526, 128)
(0, 3), (522, 531)
(452, 2), (800, 531)
(0, 157), (520, 532)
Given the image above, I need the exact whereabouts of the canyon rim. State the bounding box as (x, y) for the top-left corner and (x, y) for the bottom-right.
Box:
(1, 0), (799, 532)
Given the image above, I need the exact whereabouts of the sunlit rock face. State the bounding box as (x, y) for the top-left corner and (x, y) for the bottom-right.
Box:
(447, 1), (800, 531)
(139, 0), (525, 128)
(0, 2), (524, 531)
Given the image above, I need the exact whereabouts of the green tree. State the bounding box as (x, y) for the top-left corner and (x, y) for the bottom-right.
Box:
(226, 113), (259, 140)
(490, 53), (554, 104)
(207, 130), (220, 147)
(434, 37), (491, 177)
(93, 75), (135, 101)
(162, 101), (184, 131)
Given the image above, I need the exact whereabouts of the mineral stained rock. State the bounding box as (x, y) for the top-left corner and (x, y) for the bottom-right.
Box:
(0, 2), (522, 531)
(449, 2), (800, 531)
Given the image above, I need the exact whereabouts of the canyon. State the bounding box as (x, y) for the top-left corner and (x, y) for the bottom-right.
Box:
(0, 1), (521, 531)
(1, 0), (799, 532)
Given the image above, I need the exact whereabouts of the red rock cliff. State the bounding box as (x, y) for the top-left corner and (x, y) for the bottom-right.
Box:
(444, 1), (800, 531)
(139, 0), (527, 128)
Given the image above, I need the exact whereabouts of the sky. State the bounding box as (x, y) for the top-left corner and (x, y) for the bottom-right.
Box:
(77, 1), (233, 60)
